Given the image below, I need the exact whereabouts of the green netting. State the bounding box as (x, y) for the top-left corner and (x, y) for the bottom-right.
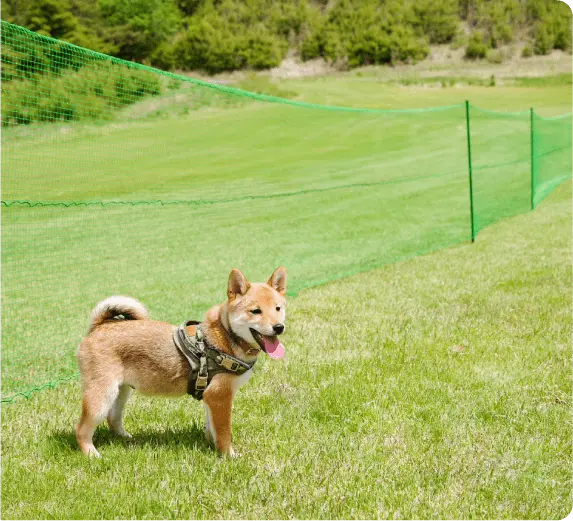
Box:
(468, 105), (532, 236)
(532, 112), (573, 207)
(1, 21), (571, 403)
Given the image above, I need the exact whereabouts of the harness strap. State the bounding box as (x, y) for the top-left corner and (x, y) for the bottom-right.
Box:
(172, 320), (255, 400)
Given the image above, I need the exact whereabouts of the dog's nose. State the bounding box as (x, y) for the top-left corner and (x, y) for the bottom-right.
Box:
(273, 323), (285, 335)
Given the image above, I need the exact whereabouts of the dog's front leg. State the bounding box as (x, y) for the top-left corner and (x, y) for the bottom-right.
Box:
(203, 374), (237, 457)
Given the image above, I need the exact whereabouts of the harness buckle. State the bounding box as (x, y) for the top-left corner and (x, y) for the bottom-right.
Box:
(195, 375), (208, 390)
(220, 357), (240, 372)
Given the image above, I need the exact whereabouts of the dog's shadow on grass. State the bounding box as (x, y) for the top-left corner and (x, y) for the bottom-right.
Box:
(49, 423), (210, 454)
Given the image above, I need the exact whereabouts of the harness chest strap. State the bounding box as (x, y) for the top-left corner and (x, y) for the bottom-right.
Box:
(172, 320), (255, 400)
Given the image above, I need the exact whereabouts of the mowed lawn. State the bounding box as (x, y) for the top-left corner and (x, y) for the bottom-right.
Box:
(1, 181), (571, 519)
(1, 71), (572, 518)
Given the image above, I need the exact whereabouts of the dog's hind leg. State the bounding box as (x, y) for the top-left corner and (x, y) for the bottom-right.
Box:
(76, 381), (119, 457)
(107, 384), (133, 438)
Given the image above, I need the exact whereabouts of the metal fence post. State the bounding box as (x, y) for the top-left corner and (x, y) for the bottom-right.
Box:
(530, 108), (536, 210)
(465, 100), (476, 242)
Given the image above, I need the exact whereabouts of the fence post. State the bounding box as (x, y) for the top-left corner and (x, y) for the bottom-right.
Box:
(465, 100), (476, 242)
(530, 108), (536, 210)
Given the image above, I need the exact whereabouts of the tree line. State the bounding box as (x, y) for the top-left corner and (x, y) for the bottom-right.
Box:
(2, 0), (571, 74)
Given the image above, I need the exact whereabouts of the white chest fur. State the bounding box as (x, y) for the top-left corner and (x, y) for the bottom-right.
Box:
(232, 368), (253, 395)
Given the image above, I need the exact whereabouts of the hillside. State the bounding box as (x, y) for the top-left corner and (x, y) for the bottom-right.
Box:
(1, 0), (571, 74)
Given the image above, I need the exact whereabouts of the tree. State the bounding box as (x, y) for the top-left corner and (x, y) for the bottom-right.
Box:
(26, 0), (79, 39)
(98, 0), (182, 61)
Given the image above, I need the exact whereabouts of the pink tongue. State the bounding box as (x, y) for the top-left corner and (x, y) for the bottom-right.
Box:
(263, 337), (285, 359)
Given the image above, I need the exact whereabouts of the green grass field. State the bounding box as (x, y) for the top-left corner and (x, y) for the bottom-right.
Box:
(1, 67), (572, 518)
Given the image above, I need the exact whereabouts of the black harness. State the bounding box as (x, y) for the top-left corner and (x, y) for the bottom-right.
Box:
(172, 320), (255, 400)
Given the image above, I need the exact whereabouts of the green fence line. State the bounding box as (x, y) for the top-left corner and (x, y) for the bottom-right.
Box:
(0, 373), (80, 404)
(472, 157), (531, 172)
(1, 21), (463, 116)
(1, 22), (572, 404)
(0, 170), (461, 208)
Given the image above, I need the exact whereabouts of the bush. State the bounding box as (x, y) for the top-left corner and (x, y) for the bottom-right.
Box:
(173, 16), (239, 73)
(237, 30), (286, 70)
(149, 41), (178, 71)
(2, 61), (162, 126)
(486, 49), (504, 64)
(521, 44), (533, 57)
(533, 24), (553, 55)
(465, 32), (488, 59)
(300, 0), (429, 68)
(551, 4), (572, 52)
(299, 11), (326, 61)
(5, 0), (571, 76)
(171, 12), (288, 74)
(411, 0), (459, 44)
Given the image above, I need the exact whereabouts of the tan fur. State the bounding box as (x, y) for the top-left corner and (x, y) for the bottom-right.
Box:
(76, 267), (287, 457)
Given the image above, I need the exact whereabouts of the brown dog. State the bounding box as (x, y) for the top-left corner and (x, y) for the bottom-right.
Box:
(76, 267), (287, 458)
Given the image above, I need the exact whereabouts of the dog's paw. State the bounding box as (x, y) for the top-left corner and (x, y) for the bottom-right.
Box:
(228, 447), (240, 459)
(86, 445), (101, 458)
(115, 429), (132, 439)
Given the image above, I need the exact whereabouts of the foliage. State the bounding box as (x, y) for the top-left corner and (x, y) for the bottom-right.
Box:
(465, 31), (487, 59)
(533, 24), (553, 56)
(1, 28), (162, 126)
(459, 0), (571, 54)
(410, 0), (459, 44)
(98, 0), (183, 62)
(300, 0), (429, 67)
(486, 49), (503, 64)
(1, 0), (117, 53)
(521, 43), (533, 58)
(1, 0), (571, 72)
(2, 62), (162, 126)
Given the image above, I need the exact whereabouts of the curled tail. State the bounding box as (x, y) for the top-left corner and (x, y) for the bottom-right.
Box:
(89, 296), (149, 333)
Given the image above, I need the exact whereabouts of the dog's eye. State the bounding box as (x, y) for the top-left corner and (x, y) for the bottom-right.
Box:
(251, 308), (262, 315)
(276, 306), (281, 311)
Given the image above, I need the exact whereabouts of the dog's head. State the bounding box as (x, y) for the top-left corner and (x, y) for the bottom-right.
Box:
(226, 267), (287, 358)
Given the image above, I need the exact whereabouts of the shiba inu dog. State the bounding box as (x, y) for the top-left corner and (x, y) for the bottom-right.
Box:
(76, 267), (287, 458)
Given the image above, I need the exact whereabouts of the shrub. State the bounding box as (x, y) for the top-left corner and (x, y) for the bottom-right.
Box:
(173, 16), (240, 73)
(389, 26), (430, 63)
(301, 0), (429, 68)
(486, 49), (503, 63)
(551, 4), (572, 52)
(299, 11), (326, 61)
(300, 29), (323, 61)
(5, 0), (571, 76)
(533, 24), (553, 55)
(2, 61), (162, 126)
(149, 41), (178, 71)
(465, 32), (488, 59)
(172, 12), (288, 74)
(237, 29), (286, 70)
(411, 0), (459, 44)
(521, 44), (533, 57)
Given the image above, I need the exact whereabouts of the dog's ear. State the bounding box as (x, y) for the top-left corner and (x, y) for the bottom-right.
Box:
(267, 266), (287, 295)
(228, 268), (250, 300)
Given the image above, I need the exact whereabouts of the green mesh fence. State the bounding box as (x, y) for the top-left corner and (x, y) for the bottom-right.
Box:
(468, 105), (532, 236)
(1, 21), (571, 403)
(532, 112), (573, 207)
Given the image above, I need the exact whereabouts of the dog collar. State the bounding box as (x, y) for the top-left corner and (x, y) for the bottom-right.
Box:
(173, 320), (255, 400)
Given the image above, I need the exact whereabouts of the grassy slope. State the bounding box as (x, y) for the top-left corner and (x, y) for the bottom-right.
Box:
(283, 76), (572, 115)
(1, 181), (571, 519)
